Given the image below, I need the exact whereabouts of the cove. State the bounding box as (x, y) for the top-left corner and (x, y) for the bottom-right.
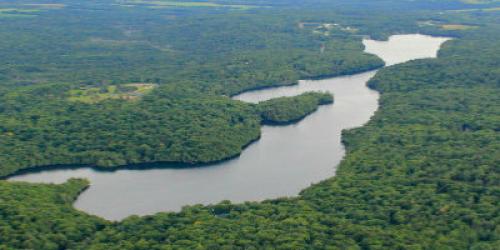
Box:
(8, 34), (450, 221)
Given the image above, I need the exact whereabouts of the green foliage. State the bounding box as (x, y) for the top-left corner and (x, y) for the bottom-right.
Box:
(0, 0), (390, 176)
(0, 85), (261, 176)
(67, 83), (157, 103)
(257, 92), (333, 124)
(0, 179), (106, 250)
(0, 0), (499, 249)
(83, 12), (499, 249)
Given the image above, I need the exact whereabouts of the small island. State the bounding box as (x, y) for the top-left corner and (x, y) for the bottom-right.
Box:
(257, 92), (334, 125)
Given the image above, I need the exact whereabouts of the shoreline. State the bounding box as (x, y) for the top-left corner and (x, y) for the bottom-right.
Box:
(3, 133), (263, 181)
(230, 63), (384, 99)
(5, 34), (451, 221)
(5, 59), (384, 180)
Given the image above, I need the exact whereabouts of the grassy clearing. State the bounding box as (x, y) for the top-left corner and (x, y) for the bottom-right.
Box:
(0, 8), (40, 18)
(87, 37), (174, 52)
(0, 8), (40, 13)
(88, 37), (138, 46)
(116, 0), (256, 10)
(0, 13), (35, 18)
(441, 24), (478, 30)
(128, 0), (220, 7)
(483, 6), (500, 10)
(449, 7), (500, 12)
(418, 20), (479, 30)
(23, 4), (66, 9)
(68, 83), (157, 104)
(301, 22), (358, 36)
(461, 0), (499, 4)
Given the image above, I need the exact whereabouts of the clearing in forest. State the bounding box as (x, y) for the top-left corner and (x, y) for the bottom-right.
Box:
(67, 83), (158, 104)
(116, 0), (256, 9)
(441, 24), (478, 30)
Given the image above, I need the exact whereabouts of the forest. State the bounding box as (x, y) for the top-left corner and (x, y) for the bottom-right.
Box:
(0, 0), (389, 176)
(257, 92), (333, 124)
(0, 0), (499, 249)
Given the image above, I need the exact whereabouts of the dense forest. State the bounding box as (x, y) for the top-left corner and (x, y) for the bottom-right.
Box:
(0, 0), (499, 249)
(0, 0), (388, 176)
(257, 92), (333, 124)
(3, 0), (494, 175)
(0, 180), (106, 249)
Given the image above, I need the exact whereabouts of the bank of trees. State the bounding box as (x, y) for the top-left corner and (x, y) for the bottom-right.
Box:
(257, 92), (333, 124)
(0, 0), (385, 176)
(2, 28), (498, 248)
(0, 85), (262, 176)
(0, 179), (106, 250)
(0, 0), (499, 249)
(83, 21), (500, 249)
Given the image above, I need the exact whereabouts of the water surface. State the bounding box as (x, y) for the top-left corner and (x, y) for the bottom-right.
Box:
(9, 34), (450, 220)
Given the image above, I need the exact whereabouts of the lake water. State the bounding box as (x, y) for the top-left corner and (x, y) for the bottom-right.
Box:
(8, 34), (450, 221)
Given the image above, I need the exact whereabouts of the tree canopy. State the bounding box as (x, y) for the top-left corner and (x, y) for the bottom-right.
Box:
(0, 0), (499, 249)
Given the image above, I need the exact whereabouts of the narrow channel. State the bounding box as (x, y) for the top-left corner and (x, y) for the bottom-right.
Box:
(8, 34), (450, 221)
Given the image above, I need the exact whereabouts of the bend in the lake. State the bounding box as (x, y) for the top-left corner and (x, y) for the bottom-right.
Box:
(8, 34), (451, 221)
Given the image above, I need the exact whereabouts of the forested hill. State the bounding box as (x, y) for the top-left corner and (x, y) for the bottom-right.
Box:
(1, 20), (498, 249)
(81, 13), (500, 249)
(0, 0), (499, 249)
(1, 0), (495, 175)
(0, 0), (387, 176)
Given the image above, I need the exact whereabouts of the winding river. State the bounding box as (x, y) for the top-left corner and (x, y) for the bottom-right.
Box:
(8, 34), (450, 221)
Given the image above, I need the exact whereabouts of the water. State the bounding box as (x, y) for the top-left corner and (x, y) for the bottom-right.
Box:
(8, 34), (450, 220)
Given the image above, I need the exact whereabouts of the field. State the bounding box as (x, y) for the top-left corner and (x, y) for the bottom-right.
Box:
(67, 83), (158, 103)
(461, 0), (500, 4)
(418, 20), (479, 30)
(22, 4), (66, 9)
(441, 24), (479, 30)
(117, 0), (256, 9)
(449, 6), (500, 12)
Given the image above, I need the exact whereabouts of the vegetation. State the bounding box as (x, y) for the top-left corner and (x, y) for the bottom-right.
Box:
(118, 0), (257, 9)
(67, 83), (158, 103)
(0, 85), (261, 176)
(2, 25), (498, 248)
(84, 21), (500, 249)
(0, 179), (106, 249)
(0, 0), (389, 176)
(257, 92), (333, 124)
(441, 24), (478, 30)
(0, 0), (499, 249)
(461, 0), (499, 4)
(0, 8), (40, 18)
